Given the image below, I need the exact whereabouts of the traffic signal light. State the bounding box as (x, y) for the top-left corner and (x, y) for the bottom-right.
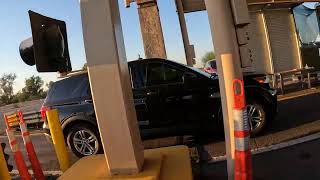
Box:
(1, 143), (13, 172)
(19, 10), (72, 73)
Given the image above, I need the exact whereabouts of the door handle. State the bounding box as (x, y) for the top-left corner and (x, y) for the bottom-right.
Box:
(146, 91), (157, 96)
(84, 99), (93, 103)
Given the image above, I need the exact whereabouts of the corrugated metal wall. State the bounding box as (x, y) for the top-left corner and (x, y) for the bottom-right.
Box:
(264, 9), (301, 73)
(248, 11), (273, 74)
(248, 8), (302, 74)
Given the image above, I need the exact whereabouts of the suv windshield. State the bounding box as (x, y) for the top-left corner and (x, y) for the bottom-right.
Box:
(188, 66), (214, 79)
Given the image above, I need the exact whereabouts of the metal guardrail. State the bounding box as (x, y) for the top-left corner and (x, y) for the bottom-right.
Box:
(4, 111), (43, 129)
(273, 67), (319, 94)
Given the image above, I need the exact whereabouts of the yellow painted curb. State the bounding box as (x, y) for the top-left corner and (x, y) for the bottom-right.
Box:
(58, 145), (192, 180)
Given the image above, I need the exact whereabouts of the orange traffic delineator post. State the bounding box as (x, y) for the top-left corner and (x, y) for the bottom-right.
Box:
(18, 111), (45, 180)
(4, 114), (31, 180)
(233, 79), (253, 180)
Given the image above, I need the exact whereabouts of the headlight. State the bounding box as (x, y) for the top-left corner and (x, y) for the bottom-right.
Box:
(268, 89), (277, 96)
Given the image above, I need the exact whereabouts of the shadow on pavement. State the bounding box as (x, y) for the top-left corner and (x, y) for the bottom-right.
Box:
(194, 139), (320, 180)
(264, 92), (320, 135)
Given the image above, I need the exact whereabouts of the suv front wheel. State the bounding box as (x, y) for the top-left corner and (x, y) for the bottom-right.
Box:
(66, 124), (102, 157)
(246, 100), (267, 135)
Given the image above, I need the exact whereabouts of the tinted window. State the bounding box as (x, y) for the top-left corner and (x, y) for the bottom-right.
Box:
(130, 63), (146, 89)
(163, 64), (184, 84)
(147, 63), (165, 86)
(45, 74), (89, 105)
(146, 63), (184, 86)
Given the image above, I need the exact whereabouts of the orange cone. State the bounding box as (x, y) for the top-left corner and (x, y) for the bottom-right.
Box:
(233, 79), (253, 180)
(19, 111), (45, 180)
(5, 127), (31, 180)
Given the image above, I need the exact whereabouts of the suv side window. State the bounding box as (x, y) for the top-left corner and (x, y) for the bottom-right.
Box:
(164, 64), (184, 84)
(146, 63), (165, 86)
(146, 63), (184, 86)
(130, 63), (146, 89)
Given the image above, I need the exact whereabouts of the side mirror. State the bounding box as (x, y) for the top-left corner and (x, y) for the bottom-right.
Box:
(19, 37), (35, 66)
(19, 11), (72, 73)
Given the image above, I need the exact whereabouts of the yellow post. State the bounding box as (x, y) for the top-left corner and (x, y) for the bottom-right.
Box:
(0, 144), (11, 180)
(46, 109), (70, 172)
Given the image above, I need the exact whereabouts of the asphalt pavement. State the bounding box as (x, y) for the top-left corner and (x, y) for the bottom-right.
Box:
(3, 133), (320, 179)
(194, 138), (320, 180)
(200, 91), (320, 158)
(0, 133), (78, 172)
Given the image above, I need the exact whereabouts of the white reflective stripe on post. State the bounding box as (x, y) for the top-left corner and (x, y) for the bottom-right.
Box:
(6, 129), (18, 153)
(20, 122), (27, 133)
(235, 137), (250, 151)
(234, 109), (250, 132)
(20, 123), (31, 143)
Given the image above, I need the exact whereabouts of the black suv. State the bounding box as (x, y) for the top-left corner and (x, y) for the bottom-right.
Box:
(42, 58), (277, 157)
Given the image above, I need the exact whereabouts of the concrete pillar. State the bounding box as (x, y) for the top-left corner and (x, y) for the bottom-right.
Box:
(175, 0), (195, 66)
(137, 0), (167, 59)
(80, 0), (144, 175)
(204, 0), (245, 179)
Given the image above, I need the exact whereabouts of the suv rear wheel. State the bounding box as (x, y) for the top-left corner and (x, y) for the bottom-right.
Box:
(66, 124), (102, 157)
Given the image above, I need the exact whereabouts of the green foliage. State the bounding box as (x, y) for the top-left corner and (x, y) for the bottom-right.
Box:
(0, 74), (48, 106)
(83, 63), (87, 70)
(19, 76), (46, 102)
(46, 81), (54, 90)
(201, 51), (216, 66)
(0, 73), (17, 105)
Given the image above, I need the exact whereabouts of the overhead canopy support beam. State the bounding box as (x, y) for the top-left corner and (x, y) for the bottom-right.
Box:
(181, 0), (320, 13)
(175, 0), (196, 66)
(137, 0), (167, 59)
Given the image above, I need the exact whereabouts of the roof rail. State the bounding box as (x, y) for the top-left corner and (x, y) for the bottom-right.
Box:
(58, 69), (88, 78)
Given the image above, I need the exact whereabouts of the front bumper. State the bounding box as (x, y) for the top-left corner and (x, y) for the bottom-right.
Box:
(269, 89), (278, 97)
(42, 122), (52, 142)
(269, 89), (279, 116)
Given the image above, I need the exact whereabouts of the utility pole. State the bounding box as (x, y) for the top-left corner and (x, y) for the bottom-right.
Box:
(137, 0), (167, 59)
(204, 0), (252, 179)
(80, 0), (144, 175)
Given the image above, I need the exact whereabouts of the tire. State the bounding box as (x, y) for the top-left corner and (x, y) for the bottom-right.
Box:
(246, 100), (267, 135)
(66, 123), (102, 158)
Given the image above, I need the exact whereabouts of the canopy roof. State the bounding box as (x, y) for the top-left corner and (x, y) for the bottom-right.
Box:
(181, 0), (320, 13)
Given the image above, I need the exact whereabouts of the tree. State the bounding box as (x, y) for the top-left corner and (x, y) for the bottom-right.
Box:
(0, 73), (17, 105)
(201, 51), (216, 66)
(20, 76), (45, 101)
(46, 81), (54, 89)
(82, 63), (87, 70)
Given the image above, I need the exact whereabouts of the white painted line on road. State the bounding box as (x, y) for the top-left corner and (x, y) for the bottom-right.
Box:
(0, 132), (44, 138)
(208, 132), (320, 163)
(10, 170), (62, 176)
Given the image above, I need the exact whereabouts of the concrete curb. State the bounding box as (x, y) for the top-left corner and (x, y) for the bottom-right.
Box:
(209, 132), (320, 163)
(278, 88), (320, 101)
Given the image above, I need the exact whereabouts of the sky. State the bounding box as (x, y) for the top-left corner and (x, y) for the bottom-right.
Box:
(0, 0), (213, 92)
